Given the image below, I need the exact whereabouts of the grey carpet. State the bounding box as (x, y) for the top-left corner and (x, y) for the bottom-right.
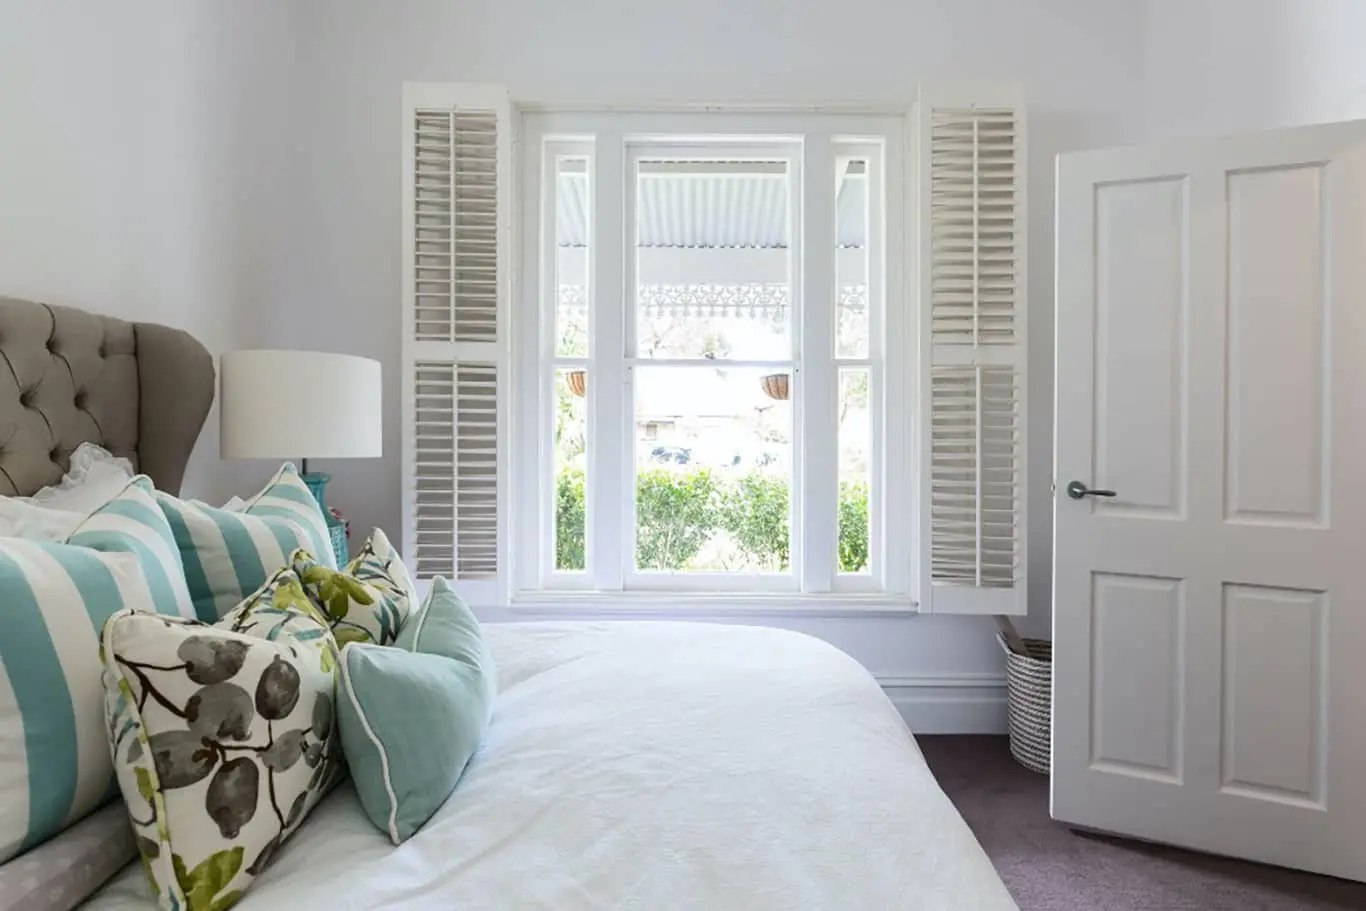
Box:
(917, 735), (1366, 911)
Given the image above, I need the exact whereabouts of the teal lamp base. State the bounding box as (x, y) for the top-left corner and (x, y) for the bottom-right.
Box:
(301, 469), (348, 566)
(301, 470), (330, 508)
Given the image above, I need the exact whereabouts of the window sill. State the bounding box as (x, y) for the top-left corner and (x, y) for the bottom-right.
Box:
(507, 590), (919, 620)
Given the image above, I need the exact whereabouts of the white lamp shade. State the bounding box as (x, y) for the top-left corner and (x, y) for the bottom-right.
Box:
(220, 350), (383, 460)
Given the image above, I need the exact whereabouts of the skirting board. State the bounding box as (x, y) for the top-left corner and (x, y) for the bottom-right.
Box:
(877, 673), (1009, 734)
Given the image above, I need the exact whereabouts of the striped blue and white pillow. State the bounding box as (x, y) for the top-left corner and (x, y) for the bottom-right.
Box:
(0, 476), (195, 864)
(155, 463), (337, 622)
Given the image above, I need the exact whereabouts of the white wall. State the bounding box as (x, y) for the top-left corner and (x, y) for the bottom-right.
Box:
(0, 0), (302, 500)
(284, 0), (1149, 727)
(1145, 0), (1366, 138)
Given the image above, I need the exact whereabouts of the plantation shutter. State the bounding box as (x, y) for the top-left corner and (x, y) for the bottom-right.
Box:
(401, 84), (511, 606)
(914, 89), (1028, 615)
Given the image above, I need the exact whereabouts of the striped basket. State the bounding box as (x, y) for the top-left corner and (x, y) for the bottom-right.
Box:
(998, 634), (1052, 775)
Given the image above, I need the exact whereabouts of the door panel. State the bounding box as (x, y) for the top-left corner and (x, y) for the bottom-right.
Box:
(1090, 573), (1183, 780)
(1093, 179), (1189, 518)
(1220, 583), (1325, 807)
(1054, 120), (1366, 881)
(1225, 165), (1328, 526)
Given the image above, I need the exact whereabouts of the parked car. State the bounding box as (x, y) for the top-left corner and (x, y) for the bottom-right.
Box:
(649, 445), (692, 465)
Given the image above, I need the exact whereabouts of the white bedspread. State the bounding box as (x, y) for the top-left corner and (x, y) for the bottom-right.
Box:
(86, 621), (1016, 910)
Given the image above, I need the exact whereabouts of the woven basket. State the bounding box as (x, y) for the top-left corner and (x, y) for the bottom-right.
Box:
(998, 634), (1052, 775)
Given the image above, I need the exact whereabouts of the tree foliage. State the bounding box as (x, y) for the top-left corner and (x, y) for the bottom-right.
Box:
(555, 468), (586, 571)
(635, 468), (721, 569)
(837, 480), (869, 573)
(554, 469), (869, 573)
(720, 473), (790, 570)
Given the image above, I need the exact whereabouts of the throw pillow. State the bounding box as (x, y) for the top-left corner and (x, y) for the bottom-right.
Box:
(345, 528), (415, 606)
(338, 578), (495, 844)
(21, 442), (135, 514)
(155, 464), (336, 623)
(101, 569), (341, 911)
(0, 803), (137, 911)
(0, 477), (194, 863)
(394, 576), (491, 666)
(291, 529), (414, 647)
(0, 500), (85, 541)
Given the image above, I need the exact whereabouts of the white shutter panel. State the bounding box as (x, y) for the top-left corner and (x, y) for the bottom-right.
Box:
(402, 84), (511, 606)
(915, 90), (1027, 615)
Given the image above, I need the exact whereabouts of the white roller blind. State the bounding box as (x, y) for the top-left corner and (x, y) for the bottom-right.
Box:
(402, 84), (511, 604)
(915, 91), (1027, 615)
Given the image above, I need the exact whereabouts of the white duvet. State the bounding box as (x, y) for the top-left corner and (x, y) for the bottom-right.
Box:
(87, 621), (1016, 910)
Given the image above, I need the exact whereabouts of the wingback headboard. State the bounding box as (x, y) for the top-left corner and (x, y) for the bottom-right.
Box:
(0, 297), (214, 496)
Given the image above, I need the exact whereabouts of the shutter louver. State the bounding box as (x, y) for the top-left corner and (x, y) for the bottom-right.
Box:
(917, 94), (1027, 615)
(413, 361), (456, 579)
(453, 364), (499, 579)
(403, 85), (510, 603)
(929, 108), (1019, 346)
(929, 366), (1019, 588)
(413, 110), (499, 343)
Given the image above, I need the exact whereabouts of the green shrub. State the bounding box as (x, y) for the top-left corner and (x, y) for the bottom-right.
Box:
(555, 467), (586, 571)
(635, 468), (720, 569)
(721, 473), (790, 570)
(553, 469), (870, 574)
(837, 480), (869, 573)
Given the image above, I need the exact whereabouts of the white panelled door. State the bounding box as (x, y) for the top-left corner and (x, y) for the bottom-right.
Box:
(1053, 120), (1366, 880)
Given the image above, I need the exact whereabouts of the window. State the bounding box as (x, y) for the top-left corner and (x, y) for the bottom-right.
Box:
(517, 112), (905, 596)
(402, 86), (1027, 614)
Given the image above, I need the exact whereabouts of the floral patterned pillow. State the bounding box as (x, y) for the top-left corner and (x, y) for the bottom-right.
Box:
(345, 528), (415, 605)
(291, 529), (414, 647)
(101, 569), (341, 911)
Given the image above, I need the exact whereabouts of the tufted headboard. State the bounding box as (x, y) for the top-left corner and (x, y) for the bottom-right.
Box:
(0, 297), (214, 496)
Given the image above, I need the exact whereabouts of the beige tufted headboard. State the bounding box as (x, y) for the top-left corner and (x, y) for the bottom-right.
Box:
(0, 297), (214, 496)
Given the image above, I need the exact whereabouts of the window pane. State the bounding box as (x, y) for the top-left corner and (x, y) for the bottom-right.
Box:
(838, 368), (871, 573)
(554, 368), (587, 571)
(556, 157), (589, 358)
(836, 158), (869, 358)
(635, 158), (791, 359)
(634, 366), (791, 572)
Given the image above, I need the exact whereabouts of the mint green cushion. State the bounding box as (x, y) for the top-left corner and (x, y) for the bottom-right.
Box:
(395, 577), (489, 662)
(155, 463), (337, 622)
(337, 579), (495, 843)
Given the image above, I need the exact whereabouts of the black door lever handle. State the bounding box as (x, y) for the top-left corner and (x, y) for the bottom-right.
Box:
(1066, 480), (1117, 500)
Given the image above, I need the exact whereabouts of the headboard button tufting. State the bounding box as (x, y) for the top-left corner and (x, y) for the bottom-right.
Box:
(0, 297), (213, 497)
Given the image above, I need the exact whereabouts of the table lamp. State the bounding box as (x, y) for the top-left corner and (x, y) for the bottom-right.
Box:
(220, 350), (382, 561)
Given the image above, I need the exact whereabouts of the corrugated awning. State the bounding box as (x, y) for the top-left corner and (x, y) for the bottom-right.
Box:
(555, 170), (867, 250)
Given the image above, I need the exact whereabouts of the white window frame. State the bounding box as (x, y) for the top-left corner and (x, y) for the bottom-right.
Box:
(625, 138), (803, 596)
(512, 109), (909, 608)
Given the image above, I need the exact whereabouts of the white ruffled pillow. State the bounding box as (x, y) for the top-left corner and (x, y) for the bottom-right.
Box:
(27, 442), (135, 512)
(0, 500), (84, 540)
(0, 443), (135, 540)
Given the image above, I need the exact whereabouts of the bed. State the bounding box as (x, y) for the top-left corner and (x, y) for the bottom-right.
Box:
(0, 297), (1016, 910)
